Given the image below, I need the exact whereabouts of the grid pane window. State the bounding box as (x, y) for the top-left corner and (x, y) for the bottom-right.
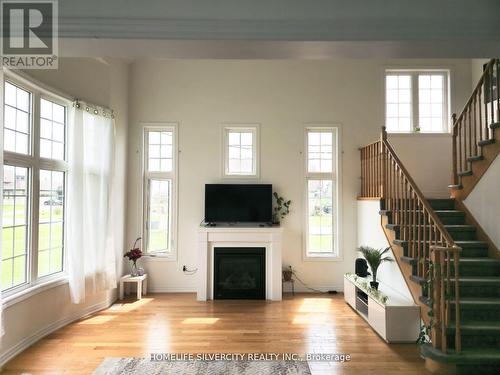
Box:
(148, 131), (173, 172)
(144, 127), (176, 256)
(227, 131), (254, 174)
(305, 128), (337, 258)
(386, 75), (412, 132)
(2, 165), (29, 290)
(307, 131), (333, 173)
(386, 71), (449, 133)
(307, 180), (334, 253)
(38, 170), (65, 277)
(40, 98), (66, 160)
(147, 179), (171, 253)
(2, 78), (68, 294)
(419, 75), (445, 132)
(4, 81), (31, 155)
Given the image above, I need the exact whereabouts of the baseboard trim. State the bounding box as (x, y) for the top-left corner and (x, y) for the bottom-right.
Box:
(147, 286), (196, 293)
(282, 284), (344, 293)
(0, 294), (116, 367)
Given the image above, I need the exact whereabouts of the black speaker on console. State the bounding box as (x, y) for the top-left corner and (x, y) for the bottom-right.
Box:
(355, 258), (371, 278)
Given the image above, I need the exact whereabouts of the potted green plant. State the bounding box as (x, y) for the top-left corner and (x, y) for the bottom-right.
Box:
(272, 192), (291, 225)
(357, 246), (393, 290)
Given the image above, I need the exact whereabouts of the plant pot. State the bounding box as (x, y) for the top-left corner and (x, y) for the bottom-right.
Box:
(370, 281), (379, 290)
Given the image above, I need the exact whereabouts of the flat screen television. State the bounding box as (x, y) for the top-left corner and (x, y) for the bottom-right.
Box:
(204, 184), (272, 224)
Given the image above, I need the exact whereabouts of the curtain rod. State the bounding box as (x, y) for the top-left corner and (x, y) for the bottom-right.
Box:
(73, 98), (115, 119)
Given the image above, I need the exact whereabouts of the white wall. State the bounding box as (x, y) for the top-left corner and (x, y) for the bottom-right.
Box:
(0, 58), (129, 366)
(357, 200), (412, 299)
(464, 155), (500, 251)
(126, 58), (472, 293)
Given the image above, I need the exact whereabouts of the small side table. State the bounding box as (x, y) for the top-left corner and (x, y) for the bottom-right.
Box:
(119, 274), (148, 300)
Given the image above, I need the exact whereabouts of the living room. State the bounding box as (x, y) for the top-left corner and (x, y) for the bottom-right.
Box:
(0, 1), (499, 375)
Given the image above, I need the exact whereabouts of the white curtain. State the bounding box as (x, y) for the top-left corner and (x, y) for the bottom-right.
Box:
(67, 106), (116, 304)
(0, 70), (4, 336)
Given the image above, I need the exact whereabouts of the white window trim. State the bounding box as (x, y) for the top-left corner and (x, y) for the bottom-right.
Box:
(303, 125), (342, 261)
(141, 123), (178, 261)
(384, 69), (451, 134)
(1, 71), (71, 300)
(221, 124), (260, 178)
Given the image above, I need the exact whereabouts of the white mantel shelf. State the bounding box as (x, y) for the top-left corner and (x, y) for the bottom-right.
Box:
(197, 226), (283, 301)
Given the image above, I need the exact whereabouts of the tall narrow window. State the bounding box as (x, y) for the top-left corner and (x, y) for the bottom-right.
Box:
(385, 70), (449, 133)
(144, 126), (177, 256)
(305, 128), (339, 258)
(2, 78), (69, 295)
(223, 125), (259, 177)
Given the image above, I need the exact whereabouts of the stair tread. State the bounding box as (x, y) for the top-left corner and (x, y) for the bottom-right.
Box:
(411, 275), (500, 284)
(454, 298), (500, 306)
(386, 224), (475, 230)
(457, 277), (500, 283)
(394, 239), (488, 247)
(478, 138), (496, 146)
(448, 321), (500, 331)
(403, 257), (499, 264)
(422, 343), (500, 364)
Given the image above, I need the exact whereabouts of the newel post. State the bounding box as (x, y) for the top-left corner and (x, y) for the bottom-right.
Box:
(430, 248), (443, 350)
(451, 114), (458, 187)
(380, 126), (387, 201)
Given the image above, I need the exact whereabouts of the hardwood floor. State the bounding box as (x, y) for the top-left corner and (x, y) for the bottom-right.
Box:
(3, 293), (428, 374)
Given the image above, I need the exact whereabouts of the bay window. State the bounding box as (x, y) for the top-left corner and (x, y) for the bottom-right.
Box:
(2, 77), (68, 295)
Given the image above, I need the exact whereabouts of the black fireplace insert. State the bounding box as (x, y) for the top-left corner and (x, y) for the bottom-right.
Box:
(214, 247), (265, 299)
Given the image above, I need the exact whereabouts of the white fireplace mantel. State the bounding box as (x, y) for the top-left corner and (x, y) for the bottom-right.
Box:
(197, 226), (283, 301)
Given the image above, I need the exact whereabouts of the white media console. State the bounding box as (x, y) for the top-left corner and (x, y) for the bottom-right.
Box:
(344, 275), (420, 343)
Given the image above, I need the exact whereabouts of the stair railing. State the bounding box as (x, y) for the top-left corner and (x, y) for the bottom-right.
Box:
(451, 58), (500, 186)
(359, 127), (461, 354)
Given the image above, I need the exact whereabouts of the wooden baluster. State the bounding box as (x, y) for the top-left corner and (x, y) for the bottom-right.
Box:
(401, 177), (406, 240)
(473, 96), (478, 156)
(496, 60), (500, 123)
(468, 107), (472, 163)
(479, 90), (483, 143)
(411, 191), (417, 275)
(451, 114), (458, 186)
(490, 63), (495, 127)
(484, 73), (489, 140)
(418, 202), (422, 262)
(458, 120), (463, 173)
(363, 147), (365, 197)
(440, 249), (447, 353)
(453, 249), (461, 353)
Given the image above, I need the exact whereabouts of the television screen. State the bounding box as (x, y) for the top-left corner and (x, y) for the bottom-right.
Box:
(204, 184), (272, 223)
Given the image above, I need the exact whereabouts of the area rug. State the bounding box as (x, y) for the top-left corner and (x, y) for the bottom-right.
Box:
(93, 358), (311, 375)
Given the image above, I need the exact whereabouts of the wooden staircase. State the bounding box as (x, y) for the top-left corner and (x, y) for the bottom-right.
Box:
(359, 58), (500, 375)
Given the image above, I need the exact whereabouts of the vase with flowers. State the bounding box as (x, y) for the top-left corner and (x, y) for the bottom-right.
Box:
(124, 237), (142, 276)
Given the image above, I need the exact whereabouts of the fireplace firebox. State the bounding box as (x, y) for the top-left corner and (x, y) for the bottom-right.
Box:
(214, 247), (265, 299)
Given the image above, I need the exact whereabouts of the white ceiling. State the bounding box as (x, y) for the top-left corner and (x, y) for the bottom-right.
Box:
(57, 0), (500, 59)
